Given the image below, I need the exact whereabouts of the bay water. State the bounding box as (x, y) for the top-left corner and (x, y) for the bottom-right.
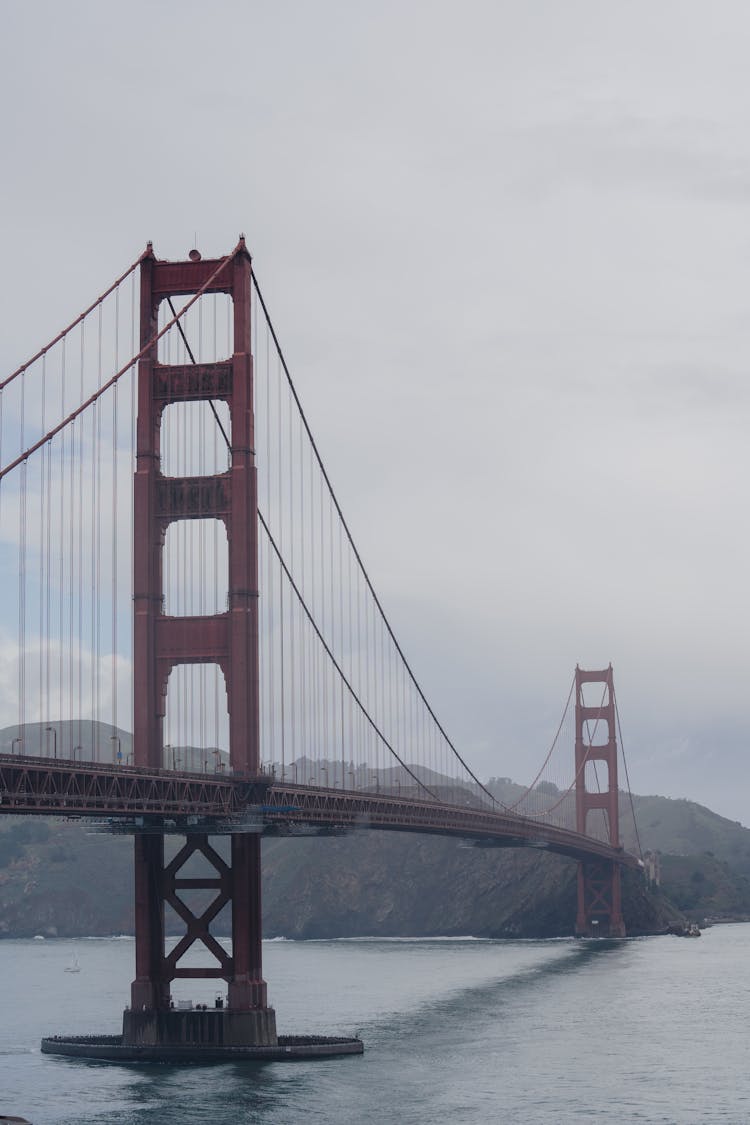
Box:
(1, 925), (749, 1124)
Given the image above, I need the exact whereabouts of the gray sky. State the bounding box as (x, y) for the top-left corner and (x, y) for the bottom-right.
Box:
(1, 1), (748, 821)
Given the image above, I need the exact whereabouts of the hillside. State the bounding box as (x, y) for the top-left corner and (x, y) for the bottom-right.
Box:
(2, 796), (743, 939)
(626, 794), (750, 878)
(0, 817), (683, 940)
(657, 853), (750, 923)
(260, 831), (679, 938)
(1, 722), (748, 937)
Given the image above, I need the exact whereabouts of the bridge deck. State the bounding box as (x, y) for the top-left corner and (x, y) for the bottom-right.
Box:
(0, 753), (640, 868)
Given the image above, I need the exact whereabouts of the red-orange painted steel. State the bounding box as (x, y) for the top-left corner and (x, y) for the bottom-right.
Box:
(0, 753), (640, 870)
(131, 834), (168, 1011)
(0, 754), (267, 816)
(131, 242), (267, 1015)
(574, 665), (626, 936)
(263, 782), (640, 867)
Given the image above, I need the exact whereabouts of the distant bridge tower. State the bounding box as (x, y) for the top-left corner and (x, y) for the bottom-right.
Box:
(128, 242), (276, 1047)
(574, 665), (626, 938)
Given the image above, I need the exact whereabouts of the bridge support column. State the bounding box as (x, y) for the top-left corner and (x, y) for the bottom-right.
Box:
(126, 242), (277, 1048)
(576, 860), (625, 938)
(41, 240), (363, 1061)
(124, 829), (277, 1049)
(131, 835), (169, 1011)
(574, 666), (626, 938)
(227, 834), (268, 1010)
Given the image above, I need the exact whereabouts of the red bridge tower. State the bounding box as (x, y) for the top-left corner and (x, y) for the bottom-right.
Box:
(126, 241), (276, 1047)
(574, 665), (626, 938)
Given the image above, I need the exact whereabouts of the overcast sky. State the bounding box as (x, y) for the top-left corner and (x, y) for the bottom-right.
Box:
(1, 1), (748, 822)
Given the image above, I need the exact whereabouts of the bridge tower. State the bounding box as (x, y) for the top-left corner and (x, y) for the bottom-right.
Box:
(574, 665), (626, 938)
(126, 242), (277, 1048)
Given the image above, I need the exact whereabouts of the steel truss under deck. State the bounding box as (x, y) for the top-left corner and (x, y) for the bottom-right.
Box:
(0, 752), (640, 870)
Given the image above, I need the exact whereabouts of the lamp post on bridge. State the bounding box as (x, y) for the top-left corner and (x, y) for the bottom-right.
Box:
(11, 737), (22, 756)
(45, 726), (57, 760)
(165, 742), (184, 771)
(110, 735), (122, 765)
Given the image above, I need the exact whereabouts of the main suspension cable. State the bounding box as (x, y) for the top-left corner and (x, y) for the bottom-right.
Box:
(0, 244), (243, 481)
(251, 270), (496, 807)
(526, 680), (608, 819)
(169, 284), (437, 801)
(1, 253), (143, 393)
(258, 510), (437, 801)
(503, 673), (575, 811)
(614, 687), (644, 861)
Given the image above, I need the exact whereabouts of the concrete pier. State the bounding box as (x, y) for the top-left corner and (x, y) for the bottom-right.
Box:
(122, 1005), (278, 1048)
(41, 1032), (364, 1063)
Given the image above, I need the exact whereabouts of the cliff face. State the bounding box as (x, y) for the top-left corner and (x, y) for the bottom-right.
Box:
(0, 820), (133, 938)
(261, 832), (682, 939)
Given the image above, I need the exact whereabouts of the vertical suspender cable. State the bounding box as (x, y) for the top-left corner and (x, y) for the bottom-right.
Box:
(277, 354), (285, 779)
(288, 374), (295, 774)
(59, 340), (66, 738)
(131, 270), (137, 743)
(214, 296), (220, 756)
(96, 309), (103, 754)
(339, 519), (345, 787)
(39, 357), (47, 750)
(320, 472), (327, 774)
(347, 534), (354, 785)
(266, 319), (275, 768)
(112, 289), (119, 743)
(77, 322), (84, 755)
(18, 370), (26, 738)
(199, 299), (205, 758)
(310, 440), (318, 763)
(299, 404), (306, 771)
(46, 380), (53, 750)
(68, 411), (75, 753)
(328, 487), (335, 780)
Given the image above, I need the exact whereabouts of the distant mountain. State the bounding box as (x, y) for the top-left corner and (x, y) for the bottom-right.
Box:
(624, 793), (750, 878)
(658, 853), (750, 922)
(0, 720), (132, 763)
(0, 721), (227, 773)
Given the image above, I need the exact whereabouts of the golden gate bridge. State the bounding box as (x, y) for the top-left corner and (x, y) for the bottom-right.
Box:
(0, 239), (642, 1061)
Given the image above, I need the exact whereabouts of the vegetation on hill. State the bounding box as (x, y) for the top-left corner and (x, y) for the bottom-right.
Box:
(627, 794), (750, 878)
(657, 853), (750, 922)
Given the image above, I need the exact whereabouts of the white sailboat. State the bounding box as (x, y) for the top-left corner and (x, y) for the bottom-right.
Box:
(64, 952), (80, 973)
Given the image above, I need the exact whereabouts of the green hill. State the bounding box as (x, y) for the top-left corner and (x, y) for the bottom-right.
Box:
(627, 793), (750, 877)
